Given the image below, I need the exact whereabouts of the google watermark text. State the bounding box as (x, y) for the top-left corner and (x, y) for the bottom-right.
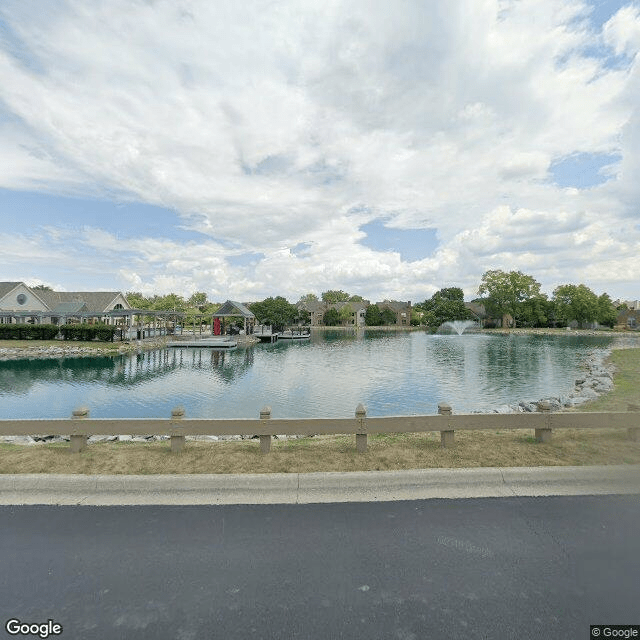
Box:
(5, 619), (63, 638)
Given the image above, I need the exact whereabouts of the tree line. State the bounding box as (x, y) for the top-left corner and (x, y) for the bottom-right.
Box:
(125, 291), (220, 316)
(470, 270), (617, 328)
(125, 272), (622, 330)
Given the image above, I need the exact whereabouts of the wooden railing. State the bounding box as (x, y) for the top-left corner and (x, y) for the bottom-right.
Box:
(1, 402), (639, 454)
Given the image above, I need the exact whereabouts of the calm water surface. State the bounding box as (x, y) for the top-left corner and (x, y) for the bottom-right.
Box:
(0, 331), (615, 419)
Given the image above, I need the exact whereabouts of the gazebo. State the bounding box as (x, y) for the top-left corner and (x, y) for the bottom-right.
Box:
(212, 301), (256, 336)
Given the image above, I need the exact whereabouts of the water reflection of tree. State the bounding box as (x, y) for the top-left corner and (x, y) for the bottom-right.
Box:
(0, 346), (259, 395)
(316, 329), (365, 343)
(429, 337), (467, 373)
(363, 329), (398, 341)
(207, 346), (255, 384)
(0, 357), (121, 395)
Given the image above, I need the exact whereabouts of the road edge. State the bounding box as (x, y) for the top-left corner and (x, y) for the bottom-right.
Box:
(1, 464), (639, 505)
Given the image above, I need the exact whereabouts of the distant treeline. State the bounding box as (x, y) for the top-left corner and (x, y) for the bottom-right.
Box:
(126, 269), (623, 329)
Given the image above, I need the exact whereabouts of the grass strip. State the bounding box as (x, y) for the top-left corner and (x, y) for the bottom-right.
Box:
(580, 348), (640, 413)
(1, 428), (638, 475)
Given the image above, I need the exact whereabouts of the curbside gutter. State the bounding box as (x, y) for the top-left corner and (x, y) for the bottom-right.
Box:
(0, 465), (639, 505)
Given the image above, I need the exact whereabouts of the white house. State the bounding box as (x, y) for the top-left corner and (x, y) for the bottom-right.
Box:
(0, 282), (131, 324)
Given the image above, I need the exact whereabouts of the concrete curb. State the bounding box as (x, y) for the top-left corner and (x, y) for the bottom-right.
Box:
(1, 465), (639, 505)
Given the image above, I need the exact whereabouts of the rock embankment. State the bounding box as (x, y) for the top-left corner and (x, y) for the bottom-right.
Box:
(486, 347), (616, 414)
(0, 340), (169, 361)
(0, 434), (305, 445)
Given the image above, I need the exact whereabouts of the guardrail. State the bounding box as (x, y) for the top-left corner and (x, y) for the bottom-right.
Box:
(1, 402), (639, 454)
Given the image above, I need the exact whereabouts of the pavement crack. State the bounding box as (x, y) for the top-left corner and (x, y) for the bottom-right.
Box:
(499, 469), (518, 496)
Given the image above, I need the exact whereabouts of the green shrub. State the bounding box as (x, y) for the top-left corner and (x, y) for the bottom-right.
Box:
(59, 323), (116, 342)
(0, 324), (60, 340)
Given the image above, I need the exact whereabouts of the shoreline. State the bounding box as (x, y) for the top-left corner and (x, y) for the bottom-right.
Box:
(1, 327), (637, 362)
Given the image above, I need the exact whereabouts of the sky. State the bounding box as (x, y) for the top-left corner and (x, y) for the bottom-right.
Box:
(0, 0), (639, 304)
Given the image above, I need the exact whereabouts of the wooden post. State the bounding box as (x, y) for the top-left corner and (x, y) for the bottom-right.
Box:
(438, 402), (454, 447)
(170, 406), (185, 453)
(260, 406), (272, 453)
(535, 401), (552, 443)
(355, 403), (367, 452)
(70, 407), (89, 453)
(628, 403), (640, 442)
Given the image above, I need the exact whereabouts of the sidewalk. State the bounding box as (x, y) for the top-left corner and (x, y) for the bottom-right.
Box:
(1, 464), (639, 505)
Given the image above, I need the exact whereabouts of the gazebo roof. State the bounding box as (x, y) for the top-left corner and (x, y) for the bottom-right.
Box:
(212, 300), (255, 318)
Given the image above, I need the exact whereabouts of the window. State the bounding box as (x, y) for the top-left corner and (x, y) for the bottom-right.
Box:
(17, 294), (27, 305)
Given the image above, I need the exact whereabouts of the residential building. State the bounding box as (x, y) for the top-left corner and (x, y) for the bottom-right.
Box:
(296, 300), (327, 326)
(0, 282), (131, 324)
(375, 300), (412, 326)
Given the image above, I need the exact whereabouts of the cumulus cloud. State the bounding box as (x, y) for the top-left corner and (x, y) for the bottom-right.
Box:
(0, 0), (639, 300)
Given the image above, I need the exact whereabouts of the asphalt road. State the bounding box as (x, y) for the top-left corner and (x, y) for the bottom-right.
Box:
(2, 495), (639, 639)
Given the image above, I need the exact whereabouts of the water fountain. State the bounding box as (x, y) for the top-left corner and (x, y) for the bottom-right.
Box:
(438, 320), (478, 335)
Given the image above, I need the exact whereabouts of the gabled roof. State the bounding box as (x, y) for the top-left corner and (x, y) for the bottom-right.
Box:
(52, 301), (88, 314)
(465, 302), (487, 318)
(0, 282), (22, 299)
(334, 300), (368, 312)
(297, 300), (326, 312)
(212, 300), (255, 318)
(376, 300), (411, 311)
(36, 290), (124, 313)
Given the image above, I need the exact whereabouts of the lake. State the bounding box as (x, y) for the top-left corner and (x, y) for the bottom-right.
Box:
(0, 330), (616, 419)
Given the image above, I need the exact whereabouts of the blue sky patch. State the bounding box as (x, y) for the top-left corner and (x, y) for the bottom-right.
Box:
(0, 19), (46, 75)
(227, 252), (265, 267)
(549, 152), (621, 189)
(360, 220), (439, 262)
(0, 189), (209, 241)
(586, 0), (628, 30)
(291, 242), (312, 256)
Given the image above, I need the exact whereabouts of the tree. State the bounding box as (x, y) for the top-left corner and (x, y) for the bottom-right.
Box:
(417, 287), (472, 327)
(478, 270), (543, 328)
(125, 291), (152, 309)
(188, 292), (208, 309)
(552, 284), (599, 326)
(322, 308), (341, 326)
(298, 293), (319, 303)
(380, 308), (397, 325)
(151, 293), (187, 312)
(32, 284), (53, 291)
(201, 302), (221, 314)
(249, 297), (298, 329)
(349, 294), (365, 302)
(515, 294), (549, 327)
(433, 287), (465, 303)
(338, 305), (354, 325)
(321, 290), (350, 304)
(597, 293), (617, 328)
(365, 304), (382, 326)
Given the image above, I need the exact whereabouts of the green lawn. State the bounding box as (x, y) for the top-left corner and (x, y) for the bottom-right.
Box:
(581, 348), (640, 412)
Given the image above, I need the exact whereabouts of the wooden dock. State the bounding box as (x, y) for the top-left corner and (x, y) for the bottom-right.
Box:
(167, 338), (237, 349)
(253, 325), (279, 342)
(278, 330), (310, 340)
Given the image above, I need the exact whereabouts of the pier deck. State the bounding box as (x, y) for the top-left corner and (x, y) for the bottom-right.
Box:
(167, 338), (237, 349)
